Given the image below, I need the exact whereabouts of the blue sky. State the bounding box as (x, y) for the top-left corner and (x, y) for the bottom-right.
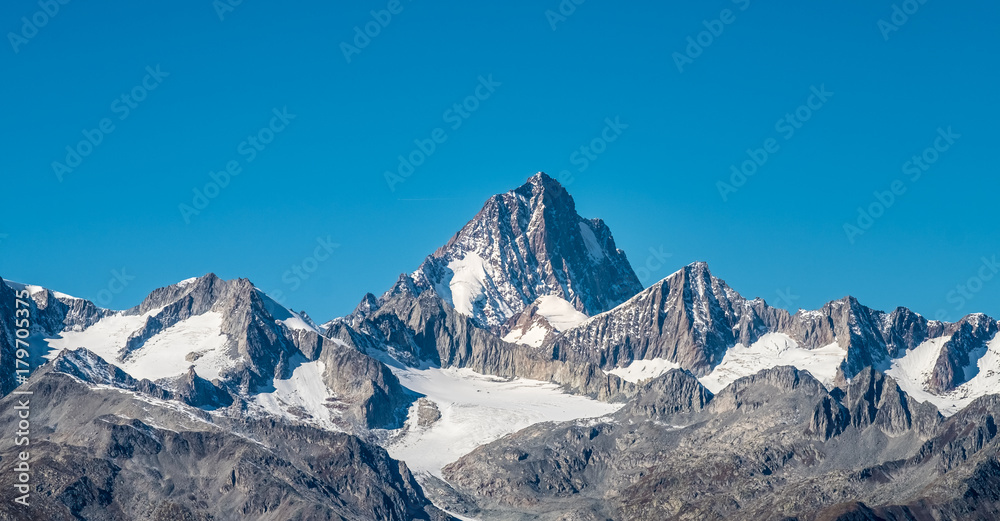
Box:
(1, 0), (997, 322)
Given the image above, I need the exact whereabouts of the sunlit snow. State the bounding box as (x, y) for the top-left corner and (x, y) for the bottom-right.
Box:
(699, 333), (847, 393)
(385, 364), (622, 477)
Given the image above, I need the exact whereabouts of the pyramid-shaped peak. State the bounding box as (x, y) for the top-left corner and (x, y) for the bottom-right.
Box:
(404, 173), (643, 330)
(513, 172), (572, 204)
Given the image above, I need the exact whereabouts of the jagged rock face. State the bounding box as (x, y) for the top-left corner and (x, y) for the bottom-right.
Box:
(549, 262), (780, 375)
(51, 348), (174, 401)
(0, 278), (111, 396)
(843, 367), (942, 437)
(545, 264), (1000, 393)
(176, 366), (234, 409)
(438, 367), (1000, 521)
(330, 289), (636, 402)
(405, 172), (642, 331)
(1, 274), (414, 432)
(0, 367), (453, 521)
(121, 275), (415, 429)
(623, 369), (712, 420)
(929, 314), (999, 393)
(117, 274), (299, 393)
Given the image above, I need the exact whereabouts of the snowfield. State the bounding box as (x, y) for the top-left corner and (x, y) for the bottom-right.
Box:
(502, 295), (588, 348)
(44, 309), (233, 382)
(385, 365), (622, 477)
(252, 354), (342, 430)
(604, 333), (847, 393)
(700, 333), (847, 393)
(606, 358), (681, 383)
(887, 333), (1000, 416)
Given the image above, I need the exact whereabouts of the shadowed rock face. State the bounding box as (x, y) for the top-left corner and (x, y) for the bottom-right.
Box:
(0, 278), (111, 395)
(548, 262), (779, 375)
(405, 172), (642, 331)
(435, 367), (1000, 521)
(0, 363), (454, 521)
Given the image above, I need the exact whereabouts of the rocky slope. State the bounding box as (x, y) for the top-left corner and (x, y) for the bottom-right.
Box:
(0, 279), (109, 395)
(440, 367), (1000, 521)
(0, 274), (413, 431)
(547, 262), (1000, 398)
(0, 349), (453, 521)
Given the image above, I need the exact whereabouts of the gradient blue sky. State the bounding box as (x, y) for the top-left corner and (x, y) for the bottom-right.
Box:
(2, 1), (997, 322)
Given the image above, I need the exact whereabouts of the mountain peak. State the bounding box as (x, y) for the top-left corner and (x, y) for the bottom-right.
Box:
(522, 171), (563, 192)
(405, 173), (642, 330)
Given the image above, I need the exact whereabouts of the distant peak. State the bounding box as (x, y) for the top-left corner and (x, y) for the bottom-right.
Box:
(686, 261), (711, 272)
(527, 171), (552, 184)
(517, 171), (568, 196)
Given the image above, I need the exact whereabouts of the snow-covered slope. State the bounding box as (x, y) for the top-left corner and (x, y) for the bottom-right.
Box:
(252, 354), (343, 430)
(381, 358), (622, 477)
(502, 295), (589, 348)
(699, 333), (847, 393)
(46, 309), (232, 381)
(605, 333), (847, 393)
(887, 332), (1000, 415)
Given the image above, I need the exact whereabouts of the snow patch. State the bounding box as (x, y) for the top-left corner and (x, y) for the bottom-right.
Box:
(887, 333), (1000, 416)
(252, 354), (341, 430)
(386, 365), (622, 477)
(175, 277), (198, 288)
(606, 358), (681, 383)
(46, 310), (233, 382)
(502, 324), (549, 348)
(699, 333), (847, 393)
(502, 296), (588, 348)
(446, 252), (491, 317)
(578, 222), (605, 263)
(534, 295), (588, 331)
(279, 313), (320, 333)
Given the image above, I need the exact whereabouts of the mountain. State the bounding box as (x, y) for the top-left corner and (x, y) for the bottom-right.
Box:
(0, 274), (413, 431)
(321, 173), (648, 400)
(4, 172), (1000, 520)
(547, 261), (1000, 413)
(438, 367), (1000, 521)
(403, 172), (642, 331)
(0, 280), (109, 395)
(0, 349), (453, 521)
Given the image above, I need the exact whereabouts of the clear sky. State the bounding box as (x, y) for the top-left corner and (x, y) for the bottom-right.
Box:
(1, 1), (997, 323)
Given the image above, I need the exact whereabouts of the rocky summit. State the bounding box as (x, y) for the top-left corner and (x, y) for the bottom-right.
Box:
(2, 173), (999, 520)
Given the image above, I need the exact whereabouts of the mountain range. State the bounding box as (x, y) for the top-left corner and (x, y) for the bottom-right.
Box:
(2, 172), (999, 520)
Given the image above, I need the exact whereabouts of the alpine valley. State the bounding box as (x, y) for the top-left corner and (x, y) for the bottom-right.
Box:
(3, 173), (1000, 520)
